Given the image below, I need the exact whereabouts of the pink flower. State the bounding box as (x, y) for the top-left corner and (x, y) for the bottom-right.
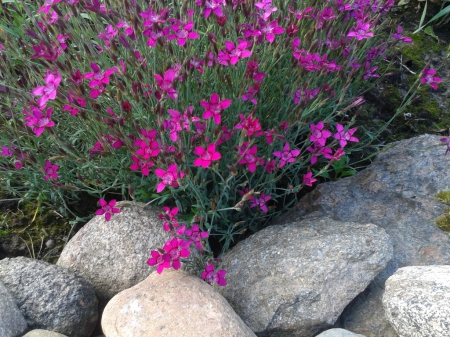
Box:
(201, 264), (227, 286)
(200, 93), (232, 125)
(193, 143), (221, 168)
(130, 155), (154, 176)
(264, 159), (276, 173)
(184, 224), (209, 250)
(167, 21), (199, 46)
(309, 121), (331, 146)
(392, 26), (412, 44)
(147, 250), (171, 274)
(196, 0), (226, 18)
(249, 192), (271, 213)
(84, 63), (117, 89)
(420, 68), (442, 90)
(1, 146), (13, 157)
(162, 238), (191, 270)
(95, 199), (120, 221)
(154, 164), (185, 193)
(24, 106), (55, 136)
(440, 137), (450, 156)
(306, 143), (332, 165)
(241, 83), (260, 104)
(38, 0), (61, 14)
(324, 147), (346, 163)
(158, 206), (179, 232)
(255, 0), (278, 21)
(218, 40), (252, 66)
(302, 172), (317, 187)
(31, 70), (62, 108)
(43, 160), (58, 181)
(347, 21), (373, 40)
(98, 24), (118, 49)
(237, 142), (263, 173)
(234, 114), (262, 136)
(62, 105), (79, 116)
(257, 20), (285, 43)
(135, 140), (160, 159)
(272, 142), (301, 168)
(154, 69), (178, 101)
(333, 124), (359, 148)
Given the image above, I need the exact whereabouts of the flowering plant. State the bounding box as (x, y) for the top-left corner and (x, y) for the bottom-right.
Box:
(0, 0), (438, 285)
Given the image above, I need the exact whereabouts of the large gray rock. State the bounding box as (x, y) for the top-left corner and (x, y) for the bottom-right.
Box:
(274, 135), (450, 337)
(0, 257), (97, 337)
(316, 328), (366, 337)
(383, 266), (450, 337)
(0, 280), (28, 337)
(102, 269), (256, 337)
(57, 202), (170, 304)
(218, 218), (393, 337)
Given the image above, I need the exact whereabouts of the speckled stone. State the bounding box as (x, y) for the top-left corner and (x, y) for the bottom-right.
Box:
(102, 269), (256, 337)
(218, 218), (392, 337)
(57, 202), (170, 305)
(0, 257), (97, 337)
(383, 266), (450, 337)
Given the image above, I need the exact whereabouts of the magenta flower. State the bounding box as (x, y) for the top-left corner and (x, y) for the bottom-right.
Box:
(306, 143), (332, 165)
(43, 160), (58, 181)
(420, 68), (442, 90)
(272, 142), (301, 168)
(302, 172), (317, 187)
(241, 83), (260, 105)
(167, 21), (199, 46)
(324, 148), (346, 163)
(158, 206), (179, 232)
(201, 264), (227, 286)
(154, 69), (178, 101)
(24, 107), (55, 136)
(249, 191), (272, 213)
(31, 70), (62, 108)
(200, 93), (232, 125)
(193, 143), (221, 168)
(256, 20), (285, 43)
(218, 40), (252, 66)
(310, 121), (332, 146)
(440, 138), (450, 155)
(392, 26), (412, 44)
(333, 124), (359, 148)
(130, 155), (155, 176)
(347, 21), (374, 40)
(154, 164), (185, 193)
(237, 142), (263, 173)
(135, 140), (161, 159)
(147, 250), (171, 274)
(1, 146), (13, 157)
(38, 0), (61, 14)
(162, 238), (191, 270)
(84, 63), (117, 89)
(196, 0), (226, 18)
(255, 0), (278, 21)
(98, 24), (118, 49)
(184, 224), (209, 250)
(95, 199), (120, 221)
(234, 114), (262, 136)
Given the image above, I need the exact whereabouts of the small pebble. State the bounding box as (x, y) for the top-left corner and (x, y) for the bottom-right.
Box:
(45, 239), (55, 249)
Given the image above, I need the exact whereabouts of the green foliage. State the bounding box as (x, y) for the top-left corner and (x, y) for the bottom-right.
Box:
(435, 189), (450, 234)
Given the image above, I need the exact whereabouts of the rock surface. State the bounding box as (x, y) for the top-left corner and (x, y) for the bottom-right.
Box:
(102, 269), (256, 337)
(57, 202), (170, 304)
(0, 257), (97, 337)
(383, 266), (450, 337)
(274, 134), (450, 337)
(316, 328), (366, 337)
(218, 218), (392, 337)
(22, 330), (68, 337)
(0, 280), (28, 337)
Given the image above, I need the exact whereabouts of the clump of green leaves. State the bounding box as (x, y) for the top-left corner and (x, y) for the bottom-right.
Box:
(435, 189), (450, 233)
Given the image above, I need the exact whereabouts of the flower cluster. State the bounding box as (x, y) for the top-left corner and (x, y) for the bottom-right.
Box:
(0, 0), (438, 287)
